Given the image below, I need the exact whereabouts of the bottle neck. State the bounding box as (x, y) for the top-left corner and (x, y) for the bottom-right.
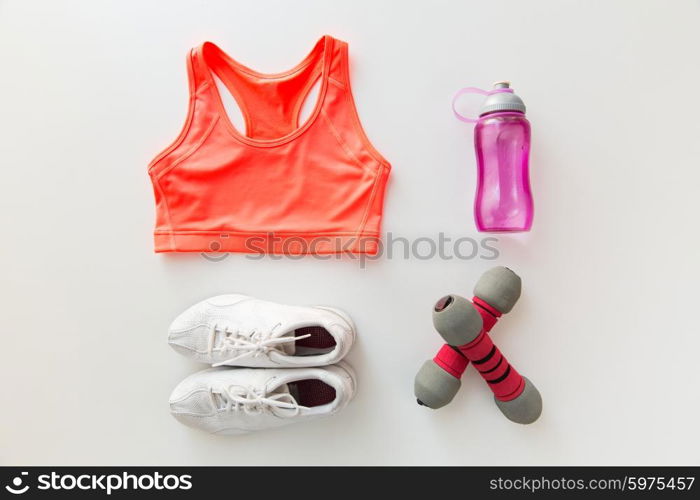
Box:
(479, 110), (525, 119)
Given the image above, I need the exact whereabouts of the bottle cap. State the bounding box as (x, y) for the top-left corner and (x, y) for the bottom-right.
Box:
(479, 81), (526, 115)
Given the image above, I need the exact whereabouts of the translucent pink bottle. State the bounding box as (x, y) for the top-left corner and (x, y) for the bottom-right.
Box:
(453, 82), (533, 232)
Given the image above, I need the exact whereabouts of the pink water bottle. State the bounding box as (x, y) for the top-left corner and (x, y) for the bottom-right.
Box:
(453, 82), (533, 232)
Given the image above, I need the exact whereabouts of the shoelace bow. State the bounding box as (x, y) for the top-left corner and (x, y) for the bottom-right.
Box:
(210, 384), (307, 417)
(208, 323), (310, 366)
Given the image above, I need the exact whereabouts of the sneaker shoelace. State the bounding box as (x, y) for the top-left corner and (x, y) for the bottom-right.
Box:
(208, 323), (311, 366)
(210, 384), (308, 417)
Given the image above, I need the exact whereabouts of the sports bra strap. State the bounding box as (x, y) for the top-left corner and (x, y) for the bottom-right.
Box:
(189, 37), (335, 140)
(189, 43), (214, 89)
(326, 38), (348, 88)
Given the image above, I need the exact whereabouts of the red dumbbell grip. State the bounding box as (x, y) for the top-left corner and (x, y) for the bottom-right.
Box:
(458, 296), (525, 401)
(433, 344), (469, 378)
(457, 329), (525, 402)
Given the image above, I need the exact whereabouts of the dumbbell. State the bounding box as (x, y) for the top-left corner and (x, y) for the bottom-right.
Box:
(415, 267), (542, 424)
(414, 267), (520, 410)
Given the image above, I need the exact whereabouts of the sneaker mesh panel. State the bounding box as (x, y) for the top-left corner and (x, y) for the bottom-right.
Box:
(170, 390), (214, 415)
(169, 326), (211, 353)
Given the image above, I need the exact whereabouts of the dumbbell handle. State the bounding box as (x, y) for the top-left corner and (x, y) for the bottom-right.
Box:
(433, 344), (468, 378)
(456, 296), (525, 402)
(473, 296), (501, 331)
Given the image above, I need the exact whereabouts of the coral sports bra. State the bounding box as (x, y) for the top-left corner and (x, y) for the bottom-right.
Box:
(148, 35), (391, 255)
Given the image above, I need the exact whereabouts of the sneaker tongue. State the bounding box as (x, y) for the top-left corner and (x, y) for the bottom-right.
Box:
(269, 383), (291, 397)
(267, 382), (302, 417)
(277, 338), (296, 356)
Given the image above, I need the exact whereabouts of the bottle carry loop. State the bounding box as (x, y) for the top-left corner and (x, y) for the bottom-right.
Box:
(452, 86), (514, 123)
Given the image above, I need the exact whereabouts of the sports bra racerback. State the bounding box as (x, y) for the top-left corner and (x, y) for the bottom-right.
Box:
(148, 35), (391, 255)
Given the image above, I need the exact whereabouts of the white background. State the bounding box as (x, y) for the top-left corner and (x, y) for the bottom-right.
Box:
(1, 0), (699, 465)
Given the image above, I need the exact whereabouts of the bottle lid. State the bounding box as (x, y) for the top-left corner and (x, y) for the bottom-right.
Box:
(479, 81), (526, 115)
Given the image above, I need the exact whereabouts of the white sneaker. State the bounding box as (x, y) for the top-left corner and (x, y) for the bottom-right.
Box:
(169, 363), (357, 435)
(168, 295), (356, 368)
